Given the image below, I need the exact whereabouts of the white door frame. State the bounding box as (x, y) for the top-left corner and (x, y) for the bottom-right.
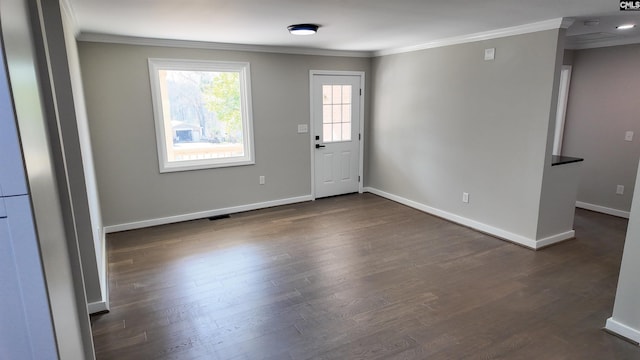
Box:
(309, 70), (365, 200)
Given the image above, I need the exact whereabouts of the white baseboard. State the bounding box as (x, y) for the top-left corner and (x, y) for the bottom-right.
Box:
(88, 300), (109, 314)
(606, 317), (640, 345)
(86, 228), (110, 315)
(99, 229), (109, 313)
(576, 201), (630, 219)
(364, 187), (572, 250)
(104, 195), (313, 233)
(535, 230), (575, 249)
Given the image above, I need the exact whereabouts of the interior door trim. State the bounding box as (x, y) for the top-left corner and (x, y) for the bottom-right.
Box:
(309, 70), (365, 200)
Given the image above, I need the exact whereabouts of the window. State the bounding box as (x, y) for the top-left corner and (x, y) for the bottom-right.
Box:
(148, 59), (254, 172)
(322, 84), (352, 142)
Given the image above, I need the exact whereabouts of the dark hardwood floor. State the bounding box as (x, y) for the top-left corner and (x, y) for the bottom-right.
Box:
(91, 193), (640, 359)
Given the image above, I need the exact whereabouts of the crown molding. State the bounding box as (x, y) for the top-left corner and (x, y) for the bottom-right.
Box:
(560, 18), (576, 29)
(374, 17), (569, 57)
(76, 33), (374, 58)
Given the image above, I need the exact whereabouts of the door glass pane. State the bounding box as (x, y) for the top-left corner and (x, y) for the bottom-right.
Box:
(332, 86), (342, 104)
(323, 105), (332, 124)
(321, 84), (352, 143)
(322, 85), (332, 105)
(332, 122), (342, 141)
(342, 86), (351, 104)
(323, 124), (332, 142)
(332, 104), (342, 124)
(342, 105), (351, 126)
(342, 123), (351, 141)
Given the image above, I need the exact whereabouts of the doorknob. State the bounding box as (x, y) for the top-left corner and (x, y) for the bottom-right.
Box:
(315, 144), (326, 149)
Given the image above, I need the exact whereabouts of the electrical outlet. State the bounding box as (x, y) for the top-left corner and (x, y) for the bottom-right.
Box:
(616, 185), (624, 195)
(259, 176), (265, 185)
(625, 131), (634, 142)
(462, 192), (469, 203)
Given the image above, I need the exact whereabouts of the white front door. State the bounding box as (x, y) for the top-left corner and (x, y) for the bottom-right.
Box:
(312, 73), (362, 198)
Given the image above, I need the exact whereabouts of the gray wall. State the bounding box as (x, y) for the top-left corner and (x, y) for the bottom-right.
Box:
(563, 49), (574, 65)
(536, 34), (581, 241)
(367, 29), (562, 240)
(78, 42), (370, 227)
(562, 44), (640, 214)
(607, 159), (640, 342)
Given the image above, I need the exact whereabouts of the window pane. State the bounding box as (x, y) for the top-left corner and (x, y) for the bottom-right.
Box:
(332, 121), (342, 141)
(322, 85), (332, 105)
(323, 105), (332, 124)
(323, 124), (333, 142)
(332, 86), (341, 104)
(161, 70), (245, 163)
(342, 85), (352, 104)
(332, 104), (342, 124)
(342, 104), (351, 125)
(342, 123), (351, 141)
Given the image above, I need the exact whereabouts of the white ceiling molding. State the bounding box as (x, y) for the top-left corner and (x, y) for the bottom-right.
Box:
(560, 18), (576, 29)
(374, 18), (570, 57)
(76, 33), (374, 58)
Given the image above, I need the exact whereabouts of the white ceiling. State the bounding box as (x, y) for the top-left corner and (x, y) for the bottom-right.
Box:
(66, 0), (640, 53)
(566, 14), (640, 49)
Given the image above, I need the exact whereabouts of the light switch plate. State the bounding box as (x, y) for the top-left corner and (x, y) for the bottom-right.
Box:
(625, 131), (634, 142)
(484, 48), (495, 61)
(298, 124), (308, 133)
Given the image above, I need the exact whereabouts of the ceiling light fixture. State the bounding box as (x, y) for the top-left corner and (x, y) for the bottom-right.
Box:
(617, 24), (636, 30)
(287, 24), (319, 35)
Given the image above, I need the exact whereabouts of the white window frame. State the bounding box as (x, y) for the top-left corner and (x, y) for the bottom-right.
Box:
(148, 58), (255, 173)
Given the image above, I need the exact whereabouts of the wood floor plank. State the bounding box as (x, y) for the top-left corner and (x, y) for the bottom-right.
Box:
(92, 193), (640, 359)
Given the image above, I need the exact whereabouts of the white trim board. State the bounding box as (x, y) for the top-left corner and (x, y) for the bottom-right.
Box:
(536, 230), (575, 249)
(606, 317), (640, 345)
(77, 33), (373, 58)
(59, 0), (79, 36)
(87, 301), (108, 314)
(375, 17), (573, 56)
(364, 187), (574, 250)
(85, 229), (110, 315)
(576, 201), (630, 219)
(103, 195), (313, 233)
(97, 229), (109, 314)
